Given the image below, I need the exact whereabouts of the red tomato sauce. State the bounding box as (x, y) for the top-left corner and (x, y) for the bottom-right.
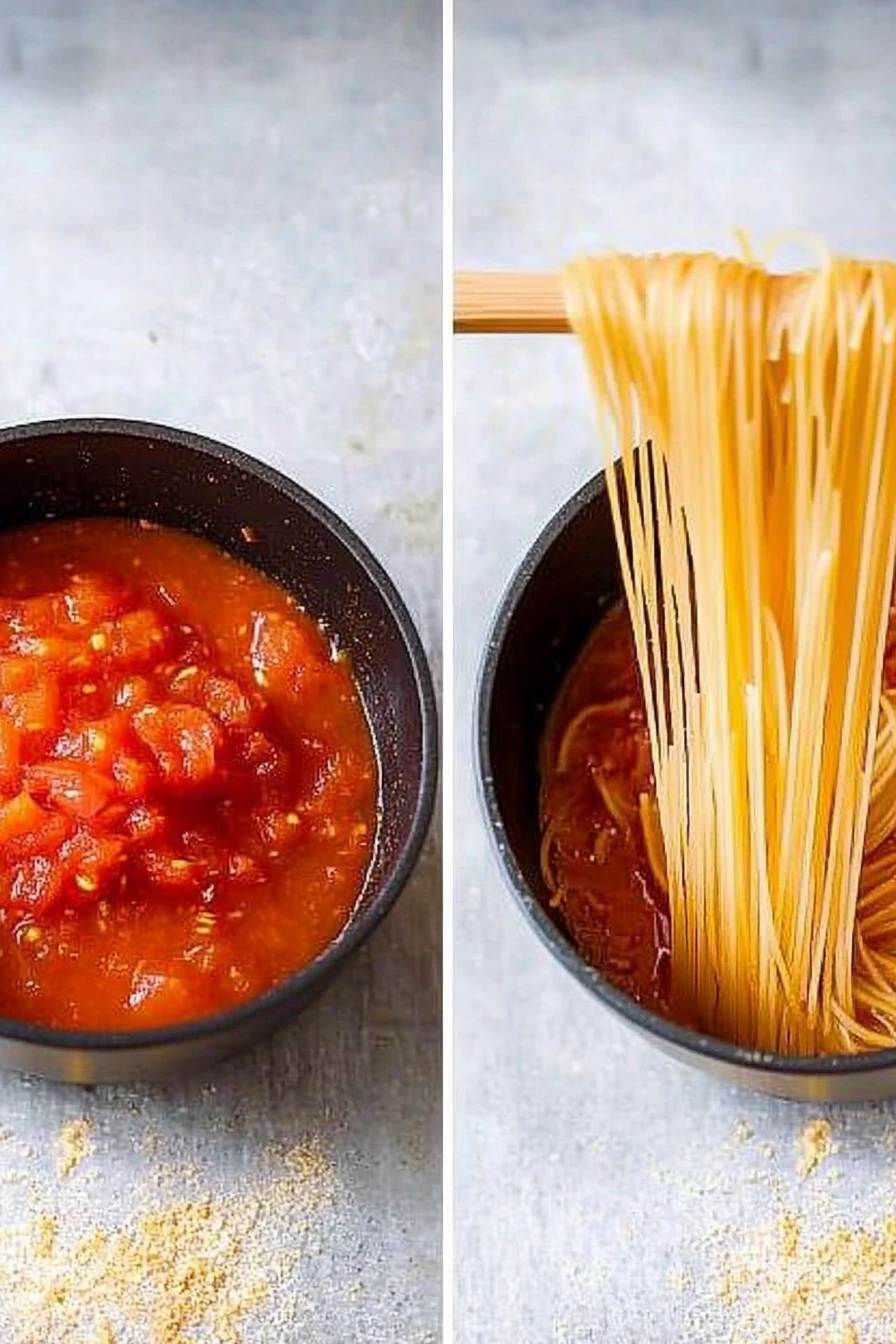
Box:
(539, 605), (672, 1015)
(0, 519), (377, 1031)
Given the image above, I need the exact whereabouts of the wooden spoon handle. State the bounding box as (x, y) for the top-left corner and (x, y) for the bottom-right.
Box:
(453, 271), (569, 334)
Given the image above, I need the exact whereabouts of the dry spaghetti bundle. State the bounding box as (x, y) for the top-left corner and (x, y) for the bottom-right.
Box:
(563, 248), (896, 1053)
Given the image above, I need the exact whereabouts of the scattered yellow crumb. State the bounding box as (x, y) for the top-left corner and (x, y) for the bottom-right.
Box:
(797, 1117), (833, 1177)
(0, 1198), (267, 1343)
(284, 1137), (332, 1185)
(0, 1137), (337, 1343)
(713, 1207), (896, 1342)
(666, 1267), (691, 1293)
(827, 1326), (859, 1344)
(138, 1130), (161, 1157)
(733, 1120), (754, 1144)
(31, 1213), (57, 1258)
(56, 1117), (92, 1179)
(778, 1210), (800, 1257)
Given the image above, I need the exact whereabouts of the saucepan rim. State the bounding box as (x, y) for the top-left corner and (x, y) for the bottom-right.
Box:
(0, 417), (438, 1055)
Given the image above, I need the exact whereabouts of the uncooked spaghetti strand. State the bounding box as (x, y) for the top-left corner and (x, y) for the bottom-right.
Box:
(564, 247), (896, 1053)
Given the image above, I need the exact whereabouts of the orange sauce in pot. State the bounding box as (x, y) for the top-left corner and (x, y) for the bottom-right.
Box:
(0, 519), (377, 1031)
(540, 605), (671, 1015)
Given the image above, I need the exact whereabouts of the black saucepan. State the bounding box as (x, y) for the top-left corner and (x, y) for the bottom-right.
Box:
(477, 468), (896, 1101)
(0, 418), (437, 1083)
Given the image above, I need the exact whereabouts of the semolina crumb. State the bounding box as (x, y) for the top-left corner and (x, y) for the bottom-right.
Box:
(0, 1134), (338, 1343)
(32, 1213), (57, 1258)
(57, 1118), (91, 1179)
(707, 1206), (896, 1343)
(797, 1117), (834, 1178)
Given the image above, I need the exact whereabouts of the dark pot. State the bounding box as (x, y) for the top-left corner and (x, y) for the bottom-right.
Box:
(477, 469), (896, 1100)
(0, 418), (437, 1083)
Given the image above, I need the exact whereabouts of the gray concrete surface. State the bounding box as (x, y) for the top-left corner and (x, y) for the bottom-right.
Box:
(455, 3), (896, 1341)
(0, 3), (440, 1342)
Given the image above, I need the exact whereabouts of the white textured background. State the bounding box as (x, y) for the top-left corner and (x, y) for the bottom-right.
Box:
(0, 2), (441, 1341)
(455, 2), (896, 1341)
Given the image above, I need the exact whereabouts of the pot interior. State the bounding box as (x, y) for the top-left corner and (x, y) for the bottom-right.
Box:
(480, 473), (896, 1098)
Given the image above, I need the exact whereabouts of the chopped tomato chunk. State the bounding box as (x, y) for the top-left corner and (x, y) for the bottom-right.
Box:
(243, 731), (288, 782)
(124, 803), (167, 842)
(20, 593), (67, 631)
(6, 811), (71, 860)
(0, 718), (21, 787)
(9, 854), (63, 911)
(253, 805), (305, 851)
(11, 631), (74, 664)
(133, 704), (220, 788)
(112, 753), (153, 798)
(107, 608), (168, 664)
(0, 658), (32, 693)
(0, 791), (49, 844)
(201, 675), (255, 728)
(61, 831), (126, 899)
(249, 611), (325, 690)
(26, 762), (116, 819)
(114, 675), (154, 710)
(54, 717), (126, 771)
(4, 679), (60, 735)
(63, 573), (127, 626)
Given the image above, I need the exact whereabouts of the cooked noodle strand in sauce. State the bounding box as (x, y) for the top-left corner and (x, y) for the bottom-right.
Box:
(540, 599), (896, 1027)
